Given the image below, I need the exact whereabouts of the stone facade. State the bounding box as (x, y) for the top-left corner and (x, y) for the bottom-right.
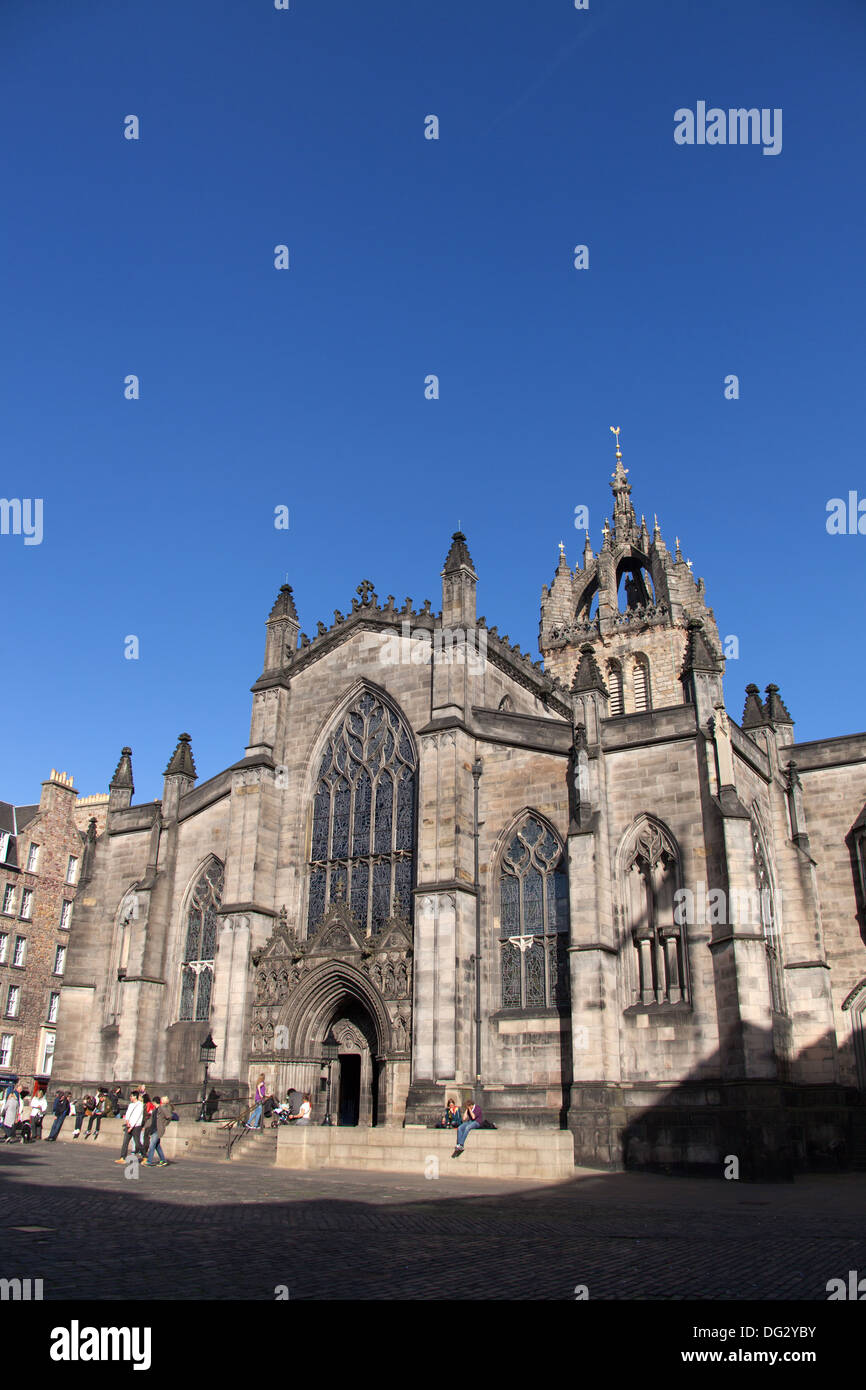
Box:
(52, 447), (866, 1175)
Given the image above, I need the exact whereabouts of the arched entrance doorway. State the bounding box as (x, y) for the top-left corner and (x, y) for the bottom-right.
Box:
(248, 903), (413, 1127)
(329, 1012), (379, 1127)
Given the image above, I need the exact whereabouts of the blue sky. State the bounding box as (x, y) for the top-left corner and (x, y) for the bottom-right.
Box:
(2, 0), (864, 803)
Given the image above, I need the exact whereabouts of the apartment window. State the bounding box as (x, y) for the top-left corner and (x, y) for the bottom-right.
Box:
(5, 986), (20, 1018)
(40, 1030), (55, 1075)
(0, 934), (7, 964)
(0, 833), (9, 862)
(59, 900), (73, 930)
(66, 856), (78, 885)
(12, 937), (26, 968)
(0, 1035), (12, 1068)
(1, 885), (14, 916)
(47, 992), (60, 1024)
(20, 890), (32, 920)
(26, 844), (39, 873)
(53, 945), (66, 976)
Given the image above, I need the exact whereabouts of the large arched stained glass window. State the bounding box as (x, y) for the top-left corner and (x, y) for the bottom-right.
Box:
(499, 815), (570, 1009)
(308, 691), (416, 935)
(178, 859), (224, 1021)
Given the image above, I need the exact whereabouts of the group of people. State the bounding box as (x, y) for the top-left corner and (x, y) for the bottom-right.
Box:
(245, 1074), (312, 1129)
(0, 1078), (175, 1166)
(111, 1086), (174, 1167)
(44, 1086), (129, 1141)
(1, 1080), (47, 1142)
(438, 1098), (485, 1156)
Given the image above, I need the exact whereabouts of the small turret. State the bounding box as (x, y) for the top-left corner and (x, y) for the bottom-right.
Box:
(108, 747), (134, 812)
(163, 733), (197, 817)
(264, 583), (300, 672)
(441, 530), (477, 629)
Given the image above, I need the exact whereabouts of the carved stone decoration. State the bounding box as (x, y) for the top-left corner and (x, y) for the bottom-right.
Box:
(248, 898), (413, 1062)
(331, 1019), (368, 1052)
(390, 1009), (411, 1054)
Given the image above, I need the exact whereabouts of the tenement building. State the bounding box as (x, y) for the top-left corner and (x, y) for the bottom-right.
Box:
(54, 443), (866, 1174)
(0, 771), (95, 1087)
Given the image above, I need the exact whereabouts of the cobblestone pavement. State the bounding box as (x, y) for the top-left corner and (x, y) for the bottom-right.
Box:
(2, 1140), (865, 1300)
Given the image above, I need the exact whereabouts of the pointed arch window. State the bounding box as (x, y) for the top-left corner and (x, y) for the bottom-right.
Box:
(852, 805), (866, 910)
(178, 860), (224, 1022)
(308, 691), (416, 936)
(751, 820), (784, 1014)
(608, 662), (624, 716)
(623, 819), (687, 1005)
(499, 815), (570, 1009)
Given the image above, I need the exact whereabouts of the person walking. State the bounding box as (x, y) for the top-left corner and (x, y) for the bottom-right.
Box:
(46, 1090), (70, 1141)
(451, 1099), (483, 1158)
(115, 1090), (146, 1164)
(146, 1096), (173, 1166)
(29, 1087), (47, 1141)
(246, 1074), (267, 1130)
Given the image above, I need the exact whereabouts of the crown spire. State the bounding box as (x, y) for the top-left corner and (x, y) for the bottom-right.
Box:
(609, 426), (637, 540)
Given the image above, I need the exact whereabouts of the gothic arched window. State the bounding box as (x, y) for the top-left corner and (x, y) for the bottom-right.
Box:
(623, 819), (687, 1005)
(751, 819), (784, 1014)
(499, 815), (570, 1009)
(178, 859), (223, 1022)
(307, 691), (416, 935)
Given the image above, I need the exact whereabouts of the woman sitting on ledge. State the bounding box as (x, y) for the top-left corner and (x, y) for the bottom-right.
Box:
(451, 1101), (483, 1157)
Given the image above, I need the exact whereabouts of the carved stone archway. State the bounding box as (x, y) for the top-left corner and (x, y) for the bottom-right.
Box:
(248, 901), (413, 1125)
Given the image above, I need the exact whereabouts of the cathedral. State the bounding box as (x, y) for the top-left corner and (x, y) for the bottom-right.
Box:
(55, 440), (866, 1174)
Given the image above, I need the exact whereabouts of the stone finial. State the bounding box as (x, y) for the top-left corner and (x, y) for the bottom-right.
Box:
(741, 683), (767, 729)
(443, 530), (475, 576)
(682, 618), (722, 675)
(571, 642), (608, 695)
(268, 583), (298, 622)
(764, 684), (793, 725)
(110, 747), (134, 790)
(164, 733), (197, 779)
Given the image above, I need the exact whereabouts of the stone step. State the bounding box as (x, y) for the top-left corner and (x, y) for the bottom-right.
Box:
(232, 1131), (279, 1162)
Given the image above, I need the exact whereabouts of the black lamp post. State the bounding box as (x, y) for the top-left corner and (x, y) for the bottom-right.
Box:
(321, 1036), (338, 1125)
(197, 1032), (217, 1122)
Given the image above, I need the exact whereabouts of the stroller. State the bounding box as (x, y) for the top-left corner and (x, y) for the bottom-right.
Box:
(270, 1089), (303, 1127)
